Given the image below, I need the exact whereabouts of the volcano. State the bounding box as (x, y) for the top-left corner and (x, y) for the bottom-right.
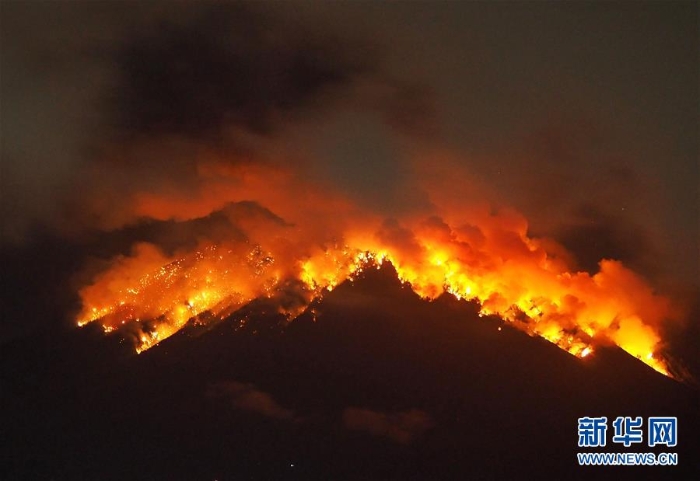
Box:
(2, 263), (698, 480)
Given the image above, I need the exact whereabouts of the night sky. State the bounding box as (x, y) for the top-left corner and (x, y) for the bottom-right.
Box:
(1, 2), (699, 480)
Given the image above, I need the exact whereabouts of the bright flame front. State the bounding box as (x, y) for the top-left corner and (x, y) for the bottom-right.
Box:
(77, 214), (672, 377)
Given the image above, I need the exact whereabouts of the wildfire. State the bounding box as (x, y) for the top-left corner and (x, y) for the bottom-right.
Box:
(77, 212), (673, 377)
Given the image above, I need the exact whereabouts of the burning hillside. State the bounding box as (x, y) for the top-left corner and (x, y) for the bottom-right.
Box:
(76, 198), (674, 376)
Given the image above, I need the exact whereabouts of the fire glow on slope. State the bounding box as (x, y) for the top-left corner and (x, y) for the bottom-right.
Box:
(77, 212), (672, 376)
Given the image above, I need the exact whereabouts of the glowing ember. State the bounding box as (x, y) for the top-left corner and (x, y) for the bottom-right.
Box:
(77, 210), (673, 377)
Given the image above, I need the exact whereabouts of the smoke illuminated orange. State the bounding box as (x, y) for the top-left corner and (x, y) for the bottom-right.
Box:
(77, 204), (673, 376)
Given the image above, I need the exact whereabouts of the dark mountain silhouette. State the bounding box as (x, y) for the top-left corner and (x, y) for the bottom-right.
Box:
(2, 263), (698, 480)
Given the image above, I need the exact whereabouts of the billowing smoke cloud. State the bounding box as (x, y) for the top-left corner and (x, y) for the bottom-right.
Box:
(2, 2), (432, 239)
(111, 6), (372, 140)
(470, 119), (673, 285)
(80, 7), (426, 233)
(556, 203), (660, 278)
(342, 407), (433, 444)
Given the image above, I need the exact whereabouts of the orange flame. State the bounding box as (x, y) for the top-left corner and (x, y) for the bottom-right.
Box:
(77, 209), (672, 376)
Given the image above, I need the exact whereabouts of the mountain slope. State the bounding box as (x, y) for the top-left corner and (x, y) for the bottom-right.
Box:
(2, 264), (698, 480)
